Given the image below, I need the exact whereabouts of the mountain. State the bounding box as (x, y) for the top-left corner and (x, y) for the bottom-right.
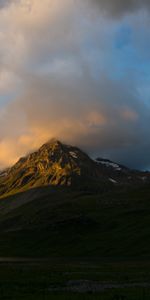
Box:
(0, 139), (101, 196)
(0, 139), (149, 197)
(0, 139), (150, 257)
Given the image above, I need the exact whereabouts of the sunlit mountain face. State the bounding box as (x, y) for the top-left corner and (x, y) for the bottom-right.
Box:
(0, 0), (150, 170)
(0, 139), (150, 198)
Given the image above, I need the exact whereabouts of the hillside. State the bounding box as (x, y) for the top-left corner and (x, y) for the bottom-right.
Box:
(0, 185), (150, 258)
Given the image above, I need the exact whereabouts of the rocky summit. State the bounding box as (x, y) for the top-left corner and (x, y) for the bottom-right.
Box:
(0, 139), (149, 197)
(0, 139), (99, 196)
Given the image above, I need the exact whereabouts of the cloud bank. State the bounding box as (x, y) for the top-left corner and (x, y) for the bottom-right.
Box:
(0, 0), (150, 170)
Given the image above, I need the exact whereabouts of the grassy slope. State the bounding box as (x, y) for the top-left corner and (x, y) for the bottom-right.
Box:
(0, 185), (150, 258)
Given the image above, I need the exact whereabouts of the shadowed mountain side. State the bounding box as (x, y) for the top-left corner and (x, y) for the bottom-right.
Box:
(0, 185), (150, 257)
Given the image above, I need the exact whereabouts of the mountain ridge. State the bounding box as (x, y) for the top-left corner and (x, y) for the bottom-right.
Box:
(0, 139), (149, 197)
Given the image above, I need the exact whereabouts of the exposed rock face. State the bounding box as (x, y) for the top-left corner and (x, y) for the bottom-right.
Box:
(0, 139), (100, 195)
(0, 139), (149, 196)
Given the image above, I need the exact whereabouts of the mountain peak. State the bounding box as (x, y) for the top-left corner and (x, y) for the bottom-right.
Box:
(0, 139), (98, 195)
(0, 140), (150, 197)
(40, 138), (62, 149)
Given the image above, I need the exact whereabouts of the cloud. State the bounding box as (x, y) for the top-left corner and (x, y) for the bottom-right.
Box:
(0, 0), (11, 8)
(0, 0), (19, 9)
(88, 0), (150, 18)
(0, 73), (148, 170)
(0, 0), (150, 170)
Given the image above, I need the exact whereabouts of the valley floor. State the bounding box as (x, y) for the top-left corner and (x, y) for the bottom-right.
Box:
(0, 186), (150, 299)
(0, 258), (150, 300)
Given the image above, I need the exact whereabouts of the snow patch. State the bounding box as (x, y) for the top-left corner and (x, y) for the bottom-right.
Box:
(140, 176), (147, 181)
(96, 159), (121, 171)
(109, 178), (117, 184)
(69, 151), (78, 159)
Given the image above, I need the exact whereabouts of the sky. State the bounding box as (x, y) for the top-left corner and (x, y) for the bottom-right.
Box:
(0, 0), (150, 170)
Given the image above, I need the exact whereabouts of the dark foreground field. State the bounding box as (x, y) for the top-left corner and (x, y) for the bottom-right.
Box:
(0, 186), (150, 299)
(1, 258), (150, 300)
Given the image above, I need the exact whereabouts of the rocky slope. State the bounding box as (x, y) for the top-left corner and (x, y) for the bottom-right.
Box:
(0, 139), (149, 197)
(0, 139), (100, 196)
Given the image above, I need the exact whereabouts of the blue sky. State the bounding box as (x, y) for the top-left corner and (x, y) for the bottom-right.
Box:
(0, 0), (150, 169)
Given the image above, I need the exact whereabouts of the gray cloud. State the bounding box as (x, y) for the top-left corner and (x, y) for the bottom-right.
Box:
(88, 0), (150, 17)
(0, 0), (16, 8)
(0, 0), (9, 7)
